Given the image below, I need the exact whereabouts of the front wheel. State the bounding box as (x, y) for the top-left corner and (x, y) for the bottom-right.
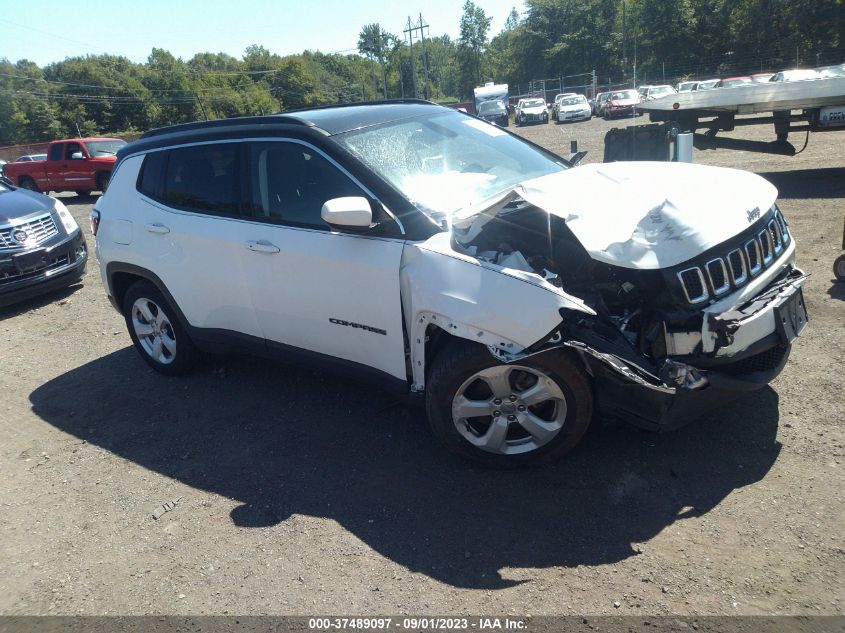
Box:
(123, 281), (197, 375)
(426, 342), (593, 467)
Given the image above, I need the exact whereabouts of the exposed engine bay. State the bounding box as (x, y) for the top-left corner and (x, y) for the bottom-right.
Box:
(450, 197), (806, 393)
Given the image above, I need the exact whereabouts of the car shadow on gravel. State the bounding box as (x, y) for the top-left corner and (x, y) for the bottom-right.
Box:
(758, 168), (845, 199)
(30, 348), (781, 589)
(0, 282), (83, 320)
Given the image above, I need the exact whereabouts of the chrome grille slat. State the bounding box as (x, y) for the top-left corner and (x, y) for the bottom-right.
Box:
(677, 267), (708, 303)
(758, 229), (773, 264)
(727, 248), (747, 286)
(706, 258), (730, 296)
(0, 213), (59, 250)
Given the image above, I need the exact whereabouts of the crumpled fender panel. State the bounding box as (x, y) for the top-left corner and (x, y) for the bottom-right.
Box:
(400, 233), (594, 391)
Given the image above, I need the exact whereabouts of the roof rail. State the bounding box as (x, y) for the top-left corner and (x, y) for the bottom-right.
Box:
(140, 99), (439, 139)
(139, 114), (308, 139)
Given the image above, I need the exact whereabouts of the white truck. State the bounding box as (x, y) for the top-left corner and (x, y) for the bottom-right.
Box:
(473, 82), (509, 115)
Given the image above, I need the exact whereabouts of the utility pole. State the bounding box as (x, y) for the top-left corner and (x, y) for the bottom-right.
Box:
(404, 15), (430, 99)
(419, 13), (431, 100)
(404, 17), (418, 98)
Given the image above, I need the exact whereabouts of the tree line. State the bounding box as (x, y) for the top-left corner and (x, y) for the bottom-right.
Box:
(1, 0), (843, 145)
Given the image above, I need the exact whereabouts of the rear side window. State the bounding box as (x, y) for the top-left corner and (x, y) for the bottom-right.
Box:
(49, 144), (63, 161)
(137, 151), (166, 199)
(161, 143), (241, 216)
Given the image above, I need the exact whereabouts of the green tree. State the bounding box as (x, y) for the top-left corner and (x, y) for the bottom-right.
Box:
(458, 0), (493, 97)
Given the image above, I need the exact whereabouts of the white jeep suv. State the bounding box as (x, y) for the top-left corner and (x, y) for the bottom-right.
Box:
(92, 101), (807, 466)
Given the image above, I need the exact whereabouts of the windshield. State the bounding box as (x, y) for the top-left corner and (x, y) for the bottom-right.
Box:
(610, 90), (637, 100)
(561, 97), (585, 106)
(478, 101), (505, 114)
(85, 140), (127, 157)
(334, 111), (566, 220)
(650, 86), (673, 96)
(522, 99), (544, 107)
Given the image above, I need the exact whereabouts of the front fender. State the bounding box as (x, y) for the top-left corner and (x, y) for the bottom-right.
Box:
(400, 234), (594, 391)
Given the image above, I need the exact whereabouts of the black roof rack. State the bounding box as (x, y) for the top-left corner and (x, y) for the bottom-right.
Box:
(140, 99), (438, 139)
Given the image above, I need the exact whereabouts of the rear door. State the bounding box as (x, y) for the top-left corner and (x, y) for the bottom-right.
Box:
(237, 139), (408, 381)
(132, 142), (263, 340)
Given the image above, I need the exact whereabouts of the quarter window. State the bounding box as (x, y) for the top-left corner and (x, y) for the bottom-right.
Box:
(248, 142), (366, 229)
(162, 143), (241, 216)
(49, 144), (63, 161)
(137, 151), (167, 199)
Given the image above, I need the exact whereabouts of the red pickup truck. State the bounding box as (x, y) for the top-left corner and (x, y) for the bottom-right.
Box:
(4, 137), (127, 195)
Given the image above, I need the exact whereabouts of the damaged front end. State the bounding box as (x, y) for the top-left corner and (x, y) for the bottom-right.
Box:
(445, 171), (807, 431)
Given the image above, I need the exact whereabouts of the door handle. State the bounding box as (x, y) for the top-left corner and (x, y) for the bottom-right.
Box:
(246, 240), (280, 253)
(144, 223), (170, 234)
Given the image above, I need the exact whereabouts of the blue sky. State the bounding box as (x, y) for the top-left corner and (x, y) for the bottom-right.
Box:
(1, 0), (524, 67)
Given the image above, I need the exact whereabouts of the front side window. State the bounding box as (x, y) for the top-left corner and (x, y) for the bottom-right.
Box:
(162, 143), (240, 216)
(65, 142), (83, 160)
(334, 110), (566, 220)
(248, 142), (366, 229)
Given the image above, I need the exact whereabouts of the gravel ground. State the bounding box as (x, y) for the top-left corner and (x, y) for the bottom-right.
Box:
(1, 114), (843, 617)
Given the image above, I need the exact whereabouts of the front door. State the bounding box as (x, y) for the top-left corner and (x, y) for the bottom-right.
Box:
(238, 140), (408, 382)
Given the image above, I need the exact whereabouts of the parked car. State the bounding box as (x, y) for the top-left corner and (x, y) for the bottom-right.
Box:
(3, 138), (126, 196)
(0, 176), (88, 307)
(604, 89), (641, 118)
(0, 159), (5, 177)
(718, 76), (753, 88)
(815, 64), (845, 78)
(515, 98), (548, 126)
(91, 102), (807, 466)
(15, 154), (47, 162)
(640, 85), (677, 100)
(695, 79), (720, 90)
(770, 69), (821, 82)
(550, 93), (577, 119)
(677, 81), (697, 92)
(593, 91), (611, 115)
(554, 94), (591, 123)
(750, 73), (775, 83)
(476, 100), (509, 127)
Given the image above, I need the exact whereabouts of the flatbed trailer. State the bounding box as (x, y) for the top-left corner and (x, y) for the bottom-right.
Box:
(637, 77), (845, 155)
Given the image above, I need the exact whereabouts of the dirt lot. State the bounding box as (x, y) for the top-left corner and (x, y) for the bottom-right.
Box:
(1, 115), (843, 617)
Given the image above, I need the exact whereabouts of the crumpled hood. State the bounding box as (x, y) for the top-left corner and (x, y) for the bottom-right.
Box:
(521, 106), (547, 114)
(454, 161), (778, 270)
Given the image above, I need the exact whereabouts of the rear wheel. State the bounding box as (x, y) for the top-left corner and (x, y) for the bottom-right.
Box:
(123, 281), (197, 375)
(426, 341), (593, 467)
(96, 172), (110, 193)
(19, 177), (39, 192)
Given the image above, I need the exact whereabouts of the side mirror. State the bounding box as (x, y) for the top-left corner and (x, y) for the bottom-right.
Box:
(321, 196), (372, 229)
(70, 151), (84, 160)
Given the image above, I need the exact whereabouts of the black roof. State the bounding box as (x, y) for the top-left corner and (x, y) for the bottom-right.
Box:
(139, 99), (446, 139)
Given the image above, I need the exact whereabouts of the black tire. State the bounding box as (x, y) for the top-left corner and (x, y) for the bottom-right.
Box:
(18, 177), (39, 192)
(123, 280), (197, 376)
(426, 341), (593, 467)
(834, 254), (845, 282)
(96, 172), (110, 193)
(74, 190), (91, 197)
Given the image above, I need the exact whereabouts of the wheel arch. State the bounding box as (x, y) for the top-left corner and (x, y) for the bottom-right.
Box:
(106, 262), (191, 329)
